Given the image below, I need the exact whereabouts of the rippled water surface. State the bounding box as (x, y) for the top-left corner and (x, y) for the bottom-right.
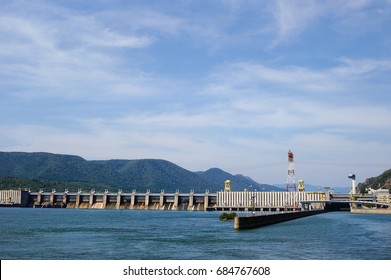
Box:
(1, 208), (390, 260)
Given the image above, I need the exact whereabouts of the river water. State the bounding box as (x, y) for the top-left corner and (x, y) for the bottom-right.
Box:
(0, 208), (390, 260)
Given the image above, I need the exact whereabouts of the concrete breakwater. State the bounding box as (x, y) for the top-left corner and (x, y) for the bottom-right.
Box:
(234, 210), (326, 229)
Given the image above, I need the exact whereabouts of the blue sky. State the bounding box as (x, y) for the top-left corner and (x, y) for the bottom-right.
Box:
(1, 0), (390, 188)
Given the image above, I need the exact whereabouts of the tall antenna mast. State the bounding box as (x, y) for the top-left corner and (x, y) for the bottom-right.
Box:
(286, 150), (296, 192)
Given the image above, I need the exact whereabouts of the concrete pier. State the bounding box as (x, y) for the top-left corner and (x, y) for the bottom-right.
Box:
(62, 193), (68, 206)
(116, 193), (121, 209)
(188, 192), (194, 210)
(173, 192), (179, 210)
(159, 192), (165, 209)
(35, 192), (42, 207)
(89, 192), (95, 208)
(50, 192), (55, 205)
(130, 192), (136, 209)
(75, 192), (81, 208)
(204, 192), (209, 211)
(102, 192), (108, 208)
(234, 210), (325, 230)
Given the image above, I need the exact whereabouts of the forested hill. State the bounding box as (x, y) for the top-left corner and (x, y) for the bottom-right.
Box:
(0, 151), (279, 193)
(358, 168), (391, 192)
(196, 168), (281, 192)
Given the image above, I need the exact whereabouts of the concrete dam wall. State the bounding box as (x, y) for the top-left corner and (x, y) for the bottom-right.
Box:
(1, 190), (328, 211)
(29, 191), (217, 211)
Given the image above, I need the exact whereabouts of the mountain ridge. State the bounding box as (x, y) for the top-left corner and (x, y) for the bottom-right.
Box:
(358, 168), (391, 192)
(0, 151), (280, 193)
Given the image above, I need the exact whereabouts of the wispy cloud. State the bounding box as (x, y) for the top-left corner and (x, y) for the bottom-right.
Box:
(0, 1), (162, 101)
(269, 0), (390, 47)
(204, 58), (391, 101)
(271, 0), (323, 45)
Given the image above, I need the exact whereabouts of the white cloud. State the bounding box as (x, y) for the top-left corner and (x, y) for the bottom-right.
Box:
(204, 58), (391, 103)
(269, 0), (390, 47)
(272, 0), (323, 45)
(332, 58), (391, 77)
(0, 2), (162, 101)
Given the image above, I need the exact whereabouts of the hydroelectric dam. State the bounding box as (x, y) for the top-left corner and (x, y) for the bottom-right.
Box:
(1, 189), (332, 211)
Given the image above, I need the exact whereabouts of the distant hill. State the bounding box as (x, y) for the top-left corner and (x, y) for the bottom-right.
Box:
(196, 168), (281, 191)
(93, 159), (216, 192)
(0, 151), (280, 193)
(358, 168), (391, 192)
(0, 152), (128, 187)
